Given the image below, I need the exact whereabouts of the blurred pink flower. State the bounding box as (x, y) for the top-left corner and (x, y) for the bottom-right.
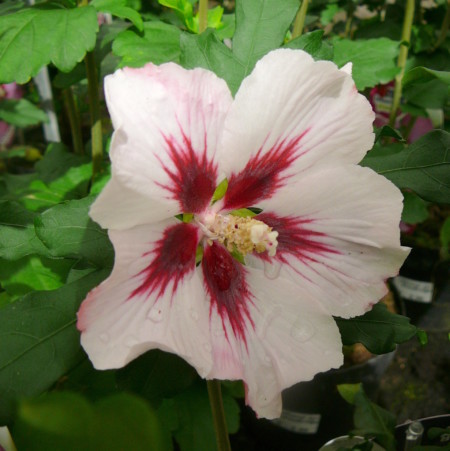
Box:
(369, 83), (433, 142)
(0, 82), (23, 149)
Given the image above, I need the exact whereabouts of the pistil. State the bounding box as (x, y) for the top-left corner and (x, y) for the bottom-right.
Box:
(197, 212), (279, 257)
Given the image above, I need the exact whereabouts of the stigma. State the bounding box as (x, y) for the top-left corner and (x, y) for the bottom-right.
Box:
(197, 212), (279, 257)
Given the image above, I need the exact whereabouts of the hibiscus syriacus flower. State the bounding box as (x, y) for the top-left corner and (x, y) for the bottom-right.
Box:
(77, 49), (409, 419)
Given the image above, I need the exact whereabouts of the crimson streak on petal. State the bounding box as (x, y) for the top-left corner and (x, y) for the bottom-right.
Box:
(222, 131), (309, 211)
(159, 131), (217, 213)
(202, 242), (254, 345)
(257, 213), (339, 264)
(129, 223), (198, 300)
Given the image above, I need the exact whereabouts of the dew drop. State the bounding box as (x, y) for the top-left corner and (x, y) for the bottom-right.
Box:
(263, 354), (271, 365)
(147, 307), (163, 323)
(190, 308), (199, 321)
(99, 333), (109, 343)
(290, 320), (315, 342)
(263, 261), (281, 280)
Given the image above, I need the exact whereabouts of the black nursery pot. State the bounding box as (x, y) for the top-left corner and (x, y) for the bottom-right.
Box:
(243, 352), (394, 451)
(391, 246), (441, 324)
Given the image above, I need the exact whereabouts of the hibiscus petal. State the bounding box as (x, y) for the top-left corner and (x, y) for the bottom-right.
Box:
(251, 165), (409, 318)
(216, 49), (374, 211)
(99, 63), (233, 224)
(90, 176), (173, 230)
(77, 220), (213, 376)
(206, 268), (342, 419)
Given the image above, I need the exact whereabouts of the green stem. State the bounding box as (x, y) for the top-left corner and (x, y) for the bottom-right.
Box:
(85, 50), (103, 178)
(388, 0), (415, 128)
(198, 0), (208, 33)
(292, 0), (309, 39)
(344, 3), (355, 39)
(207, 380), (231, 451)
(433, 0), (450, 51)
(62, 87), (84, 155)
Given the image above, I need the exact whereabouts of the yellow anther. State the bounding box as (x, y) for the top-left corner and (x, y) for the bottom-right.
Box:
(201, 214), (279, 257)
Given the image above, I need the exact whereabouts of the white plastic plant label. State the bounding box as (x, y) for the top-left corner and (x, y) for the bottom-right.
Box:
(393, 276), (434, 303)
(272, 409), (321, 434)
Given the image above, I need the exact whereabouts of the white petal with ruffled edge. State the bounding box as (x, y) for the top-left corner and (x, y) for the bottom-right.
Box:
(250, 165), (409, 318)
(206, 268), (343, 419)
(77, 219), (213, 376)
(98, 63), (233, 223)
(214, 49), (374, 211)
(90, 176), (174, 230)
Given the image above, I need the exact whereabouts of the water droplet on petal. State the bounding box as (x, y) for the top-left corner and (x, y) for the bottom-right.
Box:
(99, 333), (109, 343)
(290, 319), (315, 342)
(263, 260), (281, 280)
(190, 308), (199, 321)
(263, 354), (271, 365)
(147, 307), (163, 323)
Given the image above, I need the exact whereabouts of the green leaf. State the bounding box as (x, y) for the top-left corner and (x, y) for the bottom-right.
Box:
(401, 191), (429, 224)
(361, 130), (450, 204)
(34, 196), (114, 269)
(284, 30), (333, 61)
(221, 380), (245, 399)
(159, 0), (195, 31)
(403, 79), (449, 109)
(0, 99), (48, 127)
(403, 66), (450, 88)
(205, 5), (224, 30)
(0, 0), (25, 15)
(337, 383), (360, 405)
(116, 350), (197, 406)
(374, 126), (405, 143)
(92, 0), (143, 31)
(158, 383), (239, 451)
(113, 20), (181, 68)
(0, 6), (98, 84)
(13, 392), (172, 451)
(1, 144), (92, 211)
(335, 303), (417, 354)
(0, 254), (73, 296)
(215, 13), (235, 40)
(232, 0), (299, 78)
(332, 38), (400, 90)
(0, 201), (48, 260)
(417, 329), (428, 346)
(180, 29), (244, 94)
(320, 3), (340, 26)
(35, 143), (90, 186)
(0, 269), (108, 424)
(339, 384), (396, 451)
